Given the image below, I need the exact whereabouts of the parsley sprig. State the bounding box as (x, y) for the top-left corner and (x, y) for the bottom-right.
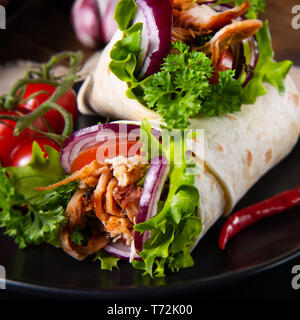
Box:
(143, 41), (243, 129)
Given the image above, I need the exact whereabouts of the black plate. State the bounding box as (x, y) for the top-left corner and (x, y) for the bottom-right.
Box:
(1, 111), (300, 299)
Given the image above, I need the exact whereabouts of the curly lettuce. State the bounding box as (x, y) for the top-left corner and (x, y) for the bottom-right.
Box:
(0, 143), (77, 248)
(109, 0), (142, 84)
(242, 21), (293, 104)
(132, 120), (202, 277)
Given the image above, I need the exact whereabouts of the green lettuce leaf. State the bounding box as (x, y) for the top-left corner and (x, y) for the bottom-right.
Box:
(0, 143), (77, 248)
(110, 23), (143, 83)
(132, 120), (202, 277)
(6, 143), (65, 201)
(114, 0), (137, 31)
(94, 250), (120, 271)
(242, 21), (293, 104)
(109, 0), (142, 85)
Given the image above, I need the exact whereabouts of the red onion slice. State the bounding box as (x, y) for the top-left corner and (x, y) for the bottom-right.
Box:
(134, 155), (170, 252)
(71, 0), (102, 48)
(61, 122), (161, 173)
(97, 0), (119, 43)
(71, 0), (118, 48)
(61, 123), (141, 174)
(134, 0), (172, 79)
(104, 242), (141, 260)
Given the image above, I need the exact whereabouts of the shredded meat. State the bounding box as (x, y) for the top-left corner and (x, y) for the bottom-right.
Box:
(105, 177), (122, 216)
(200, 19), (263, 65)
(91, 166), (140, 245)
(60, 225), (108, 261)
(177, 2), (250, 32)
(65, 189), (86, 230)
(172, 26), (202, 42)
(95, 211), (134, 246)
(35, 160), (105, 191)
(93, 166), (113, 221)
(113, 185), (143, 223)
(107, 156), (147, 187)
(61, 189), (108, 261)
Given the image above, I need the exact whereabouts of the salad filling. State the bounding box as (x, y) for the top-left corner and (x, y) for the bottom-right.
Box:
(32, 120), (201, 276)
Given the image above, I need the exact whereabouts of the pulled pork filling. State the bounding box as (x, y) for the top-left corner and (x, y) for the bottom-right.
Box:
(38, 155), (147, 260)
(171, 1), (262, 66)
(75, 155), (146, 244)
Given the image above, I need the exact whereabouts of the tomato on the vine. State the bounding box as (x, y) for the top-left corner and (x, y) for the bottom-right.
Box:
(8, 137), (61, 167)
(0, 108), (46, 166)
(19, 83), (78, 135)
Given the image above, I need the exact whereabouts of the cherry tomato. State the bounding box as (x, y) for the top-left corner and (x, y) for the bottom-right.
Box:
(0, 108), (46, 166)
(19, 83), (78, 135)
(210, 49), (234, 84)
(8, 137), (61, 167)
(70, 140), (142, 173)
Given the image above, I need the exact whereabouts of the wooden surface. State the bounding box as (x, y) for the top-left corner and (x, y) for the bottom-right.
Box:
(0, 0), (299, 65)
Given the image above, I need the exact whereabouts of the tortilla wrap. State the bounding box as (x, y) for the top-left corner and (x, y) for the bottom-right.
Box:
(78, 31), (300, 245)
(78, 30), (160, 119)
(189, 75), (300, 244)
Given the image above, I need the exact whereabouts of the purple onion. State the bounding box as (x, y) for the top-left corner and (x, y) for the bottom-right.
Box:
(71, 0), (118, 48)
(104, 242), (141, 260)
(61, 123), (141, 173)
(61, 122), (161, 174)
(134, 156), (170, 252)
(134, 0), (172, 79)
(96, 0), (119, 43)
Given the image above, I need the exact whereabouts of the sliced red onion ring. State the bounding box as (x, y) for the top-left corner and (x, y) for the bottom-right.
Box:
(104, 242), (141, 260)
(134, 0), (172, 79)
(61, 122), (161, 173)
(134, 155), (170, 252)
(71, 0), (118, 48)
(97, 0), (119, 43)
(61, 123), (141, 174)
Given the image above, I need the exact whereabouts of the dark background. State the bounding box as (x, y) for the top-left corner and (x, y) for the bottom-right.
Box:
(0, 0), (300, 301)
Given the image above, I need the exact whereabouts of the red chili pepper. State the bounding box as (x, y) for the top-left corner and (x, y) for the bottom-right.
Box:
(218, 186), (300, 250)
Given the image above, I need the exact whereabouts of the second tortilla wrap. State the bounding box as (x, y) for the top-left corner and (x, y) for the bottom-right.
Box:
(117, 75), (300, 245)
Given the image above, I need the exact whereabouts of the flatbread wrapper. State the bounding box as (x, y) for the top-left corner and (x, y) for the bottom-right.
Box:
(78, 31), (300, 245)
